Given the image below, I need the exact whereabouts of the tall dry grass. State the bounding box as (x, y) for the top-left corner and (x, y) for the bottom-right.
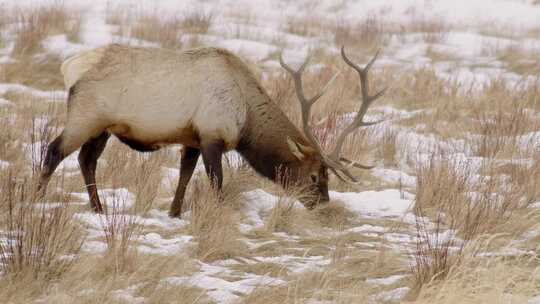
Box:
(11, 2), (81, 56)
(131, 12), (183, 49)
(0, 182), (82, 280)
(101, 204), (142, 274)
(0, 125), (83, 302)
(334, 15), (385, 50)
(181, 10), (214, 34)
(187, 170), (249, 262)
(410, 149), (540, 297)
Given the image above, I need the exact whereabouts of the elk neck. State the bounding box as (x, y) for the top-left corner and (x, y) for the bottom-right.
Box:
(236, 92), (314, 182)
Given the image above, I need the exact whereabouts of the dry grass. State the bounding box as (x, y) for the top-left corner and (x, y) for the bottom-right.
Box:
(11, 2), (81, 56)
(101, 205), (142, 274)
(410, 149), (540, 295)
(0, 128), (83, 302)
(334, 15), (385, 50)
(241, 246), (406, 304)
(2, 5), (540, 303)
(376, 127), (399, 167)
(130, 12), (183, 49)
(284, 16), (325, 38)
(0, 192), (83, 280)
(187, 174), (248, 262)
(407, 18), (450, 44)
(0, 55), (65, 90)
(181, 10), (214, 34)
(111, 8), (213, 48)
(413, 244), (540, 303)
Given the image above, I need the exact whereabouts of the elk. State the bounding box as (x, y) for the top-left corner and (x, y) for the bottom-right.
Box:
(36, 44), (384, 217)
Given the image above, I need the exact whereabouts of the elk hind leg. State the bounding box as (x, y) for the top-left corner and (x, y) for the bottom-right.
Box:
(169, 147), (200, 218)
(78, 132), (110, 213)
(200, 140), (225, 192)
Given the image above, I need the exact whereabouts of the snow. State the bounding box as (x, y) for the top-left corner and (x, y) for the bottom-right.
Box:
(241, 189), (302, 230)
(72, 188), (136, 210)
(331, 189), (413, 218)
(346, 225), (387, 233)
(1, 0), (539, 301)
(165, 262), (285, 303)
(82, 240), (107, 253)
(42, 35), (89, 60)
(136, 232), (192, 255)
(24, 141), (79, 172)
(217, 39), (278, 61)
(0, 160), (9, 169)
(529, 294), (540, 304)
(371, 168), (417, 187)
(367, 274), (408, 286)
(0, 97), (12, 107)
(370, 286), (411, 302)
(0, 83), (67, 101)
(111, 284), (146, 304)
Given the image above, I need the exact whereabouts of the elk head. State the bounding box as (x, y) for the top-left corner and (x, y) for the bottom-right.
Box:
(280, 47), (386, 209)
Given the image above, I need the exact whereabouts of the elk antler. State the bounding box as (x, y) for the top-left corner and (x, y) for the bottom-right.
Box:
(278, 53), (339, 158)
(279, 48), (386, 183)
(330, 47), (387, 171)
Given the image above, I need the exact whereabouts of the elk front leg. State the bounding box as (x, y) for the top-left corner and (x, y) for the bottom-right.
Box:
(169, 147), (200, 218)
(200, 140), (225, 192)
(78, 132), (110, 213)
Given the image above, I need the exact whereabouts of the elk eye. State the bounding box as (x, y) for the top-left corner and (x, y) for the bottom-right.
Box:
(310, 175), (318, 183)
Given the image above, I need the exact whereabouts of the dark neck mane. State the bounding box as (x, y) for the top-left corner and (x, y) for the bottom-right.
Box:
(236, 95), (311, 182)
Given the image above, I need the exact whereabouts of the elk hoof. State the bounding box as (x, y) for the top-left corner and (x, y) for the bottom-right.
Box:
(168, 209), (182, 218)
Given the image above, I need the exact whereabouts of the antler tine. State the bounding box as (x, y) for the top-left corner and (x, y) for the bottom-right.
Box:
(329, 47), (386, 162)
(279, 51), (339, 155)
(339, 157), (375, 169)
(279, 52), (339, 106)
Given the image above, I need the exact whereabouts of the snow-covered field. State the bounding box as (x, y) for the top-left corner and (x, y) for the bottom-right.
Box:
(0, 0), (539, 303)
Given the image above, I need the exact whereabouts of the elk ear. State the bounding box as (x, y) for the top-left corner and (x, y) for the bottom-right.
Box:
(287, 137), (316, 160)
(287, 137), (306, 160)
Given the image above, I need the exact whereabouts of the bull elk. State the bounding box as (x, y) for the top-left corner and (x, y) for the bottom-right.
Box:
(36, 44), (384, 217)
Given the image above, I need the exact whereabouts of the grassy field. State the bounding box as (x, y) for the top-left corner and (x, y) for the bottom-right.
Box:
(0, 1), (540, 303)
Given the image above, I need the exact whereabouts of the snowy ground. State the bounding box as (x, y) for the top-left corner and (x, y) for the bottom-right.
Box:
(0, 0), (540, 303)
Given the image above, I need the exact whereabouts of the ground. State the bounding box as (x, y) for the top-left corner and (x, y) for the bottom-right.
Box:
(0, 0), (539, 303)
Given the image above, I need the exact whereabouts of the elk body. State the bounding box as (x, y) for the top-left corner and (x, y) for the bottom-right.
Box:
(37, 44), (384, 217)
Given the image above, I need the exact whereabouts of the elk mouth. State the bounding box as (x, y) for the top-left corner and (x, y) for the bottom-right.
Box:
(303, 195), (330, 210)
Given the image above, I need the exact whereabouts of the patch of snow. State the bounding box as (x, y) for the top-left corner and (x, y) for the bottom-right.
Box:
(370, 286), (410, 302)
(72, 188), (136, 210)
(371, 168), (417, 187)
(136, 232), (192, 256)
(478, 248), (535, 257)
(24, 141), (79, 172)
(82, 240), (107, 253)
(367, 274), (408, 286)
(346, 225), (386, 233)
(142, 209), (189, 230)
(529, 294), (540, 304)
(0, 97), (12, 107)
(252, 254), (331, 274)
(0, 83), (67, 101)
(33, 201), (86, 210)
(165, 262), (285, 303)
(111, 285), (146, 304)
(243, 239), (278, 250)
(331, 189), (413, 218)
(217, 39), (278, 61)
(241, 189), (302, 231)
(0, 160), (9, 169)
(42, 35), (89, 60)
